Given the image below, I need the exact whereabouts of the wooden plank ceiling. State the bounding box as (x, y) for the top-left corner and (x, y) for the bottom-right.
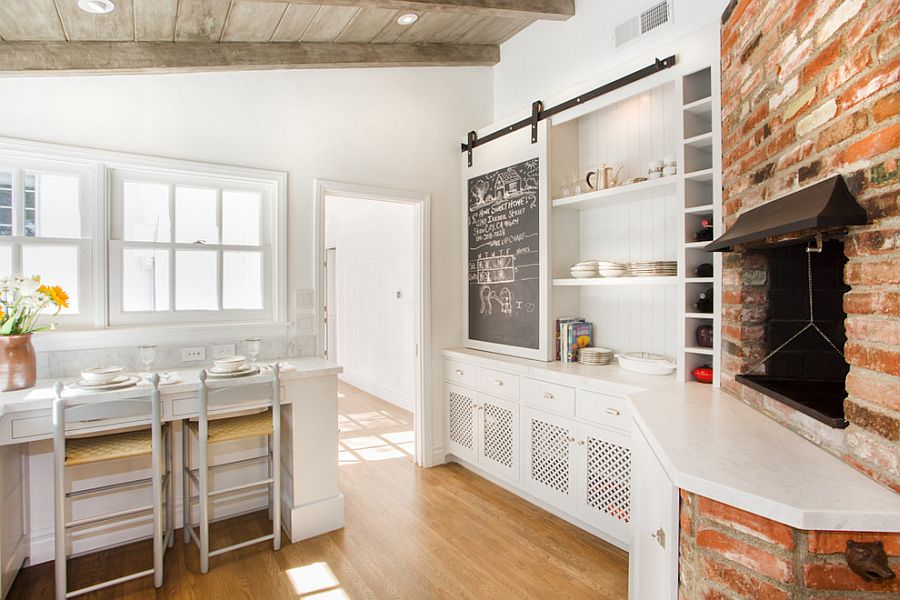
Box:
(0, 0), (574, 74)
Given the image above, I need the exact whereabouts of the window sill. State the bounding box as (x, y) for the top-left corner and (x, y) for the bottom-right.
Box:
(32, 321), (293, 352)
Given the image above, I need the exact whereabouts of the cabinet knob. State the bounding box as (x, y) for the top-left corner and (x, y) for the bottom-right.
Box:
(605, 408), (621, 416)
(567, 436), (576, 443)
(455, 369), (464, 375)
(493, 379), (504, 386)
(577, 440), (585, 445)
(470, 404), (478, 410)
(543, 392), (554, 399)
(651, 527), (666, 549)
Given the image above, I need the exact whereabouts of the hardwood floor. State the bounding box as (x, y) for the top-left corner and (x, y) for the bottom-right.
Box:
(9, 383), (628, 599)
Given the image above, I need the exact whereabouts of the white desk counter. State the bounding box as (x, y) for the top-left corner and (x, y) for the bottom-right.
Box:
(0, 357), (344, 598)
(443, 348), (900, 533)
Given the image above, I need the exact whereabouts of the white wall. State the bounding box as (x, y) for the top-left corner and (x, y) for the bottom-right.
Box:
(493, 0), (730, 120)
(0, 66), (492, 561)
(325, 196), (417, 410)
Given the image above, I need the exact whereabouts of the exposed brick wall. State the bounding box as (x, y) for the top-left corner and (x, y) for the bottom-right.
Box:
(720, 0), (900, 491)
(680, 491), (900, 597)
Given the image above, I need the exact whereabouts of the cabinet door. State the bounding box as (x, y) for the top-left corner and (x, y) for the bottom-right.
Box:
(577, 423), (632, 545)
(477, 394), (519, 483)
(629, 427), (678, 600)
(446, 384), (478, 463)
(521, 406), (578, 514)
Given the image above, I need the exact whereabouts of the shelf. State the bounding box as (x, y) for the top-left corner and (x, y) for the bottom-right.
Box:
(685, 277), (713, 283)
(685, 346), (714, 356)
(553, 276), (678, 287)
(684, 132), (713, 150)
(683, 96), (712, 115)
(684, 241), (711, 249)
(684, 204), (714, 215)
(684, 168), (714, 182)
(685, 313), (714, 319)
(552, 177), (677, 211)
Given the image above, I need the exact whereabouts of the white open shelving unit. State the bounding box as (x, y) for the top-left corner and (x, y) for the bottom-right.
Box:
(547, 62), (722, 383)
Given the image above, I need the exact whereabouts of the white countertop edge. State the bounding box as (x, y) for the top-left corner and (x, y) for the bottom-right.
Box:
(443, 347), (900, 533)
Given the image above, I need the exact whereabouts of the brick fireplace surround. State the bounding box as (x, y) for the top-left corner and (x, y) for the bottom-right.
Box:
(679, 0), (900, 597)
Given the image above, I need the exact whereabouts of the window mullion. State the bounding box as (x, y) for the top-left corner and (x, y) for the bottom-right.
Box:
(13, 169), (23, 239)
(216, 189), (223, 310)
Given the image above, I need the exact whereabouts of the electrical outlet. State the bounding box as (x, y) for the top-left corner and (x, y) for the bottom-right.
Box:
(295, 289), (314, 310)
(212, 344), (235, 359)
(181, 346), (206, 362)
(298, 314), (315, 333)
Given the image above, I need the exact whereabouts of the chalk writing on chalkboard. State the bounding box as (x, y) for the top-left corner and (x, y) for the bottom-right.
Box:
(467, 158), (540, 350)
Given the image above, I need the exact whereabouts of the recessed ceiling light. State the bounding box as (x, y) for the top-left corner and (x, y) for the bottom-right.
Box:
(397, 13), (418, 26)
(78, 0), (115, 14)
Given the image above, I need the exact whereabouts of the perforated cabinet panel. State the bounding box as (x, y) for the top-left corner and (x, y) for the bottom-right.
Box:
(447, 385), (476, 462)
(478, 395), (518, 481)
(528, 413), (574, 501)
(586, 436), (631, 523)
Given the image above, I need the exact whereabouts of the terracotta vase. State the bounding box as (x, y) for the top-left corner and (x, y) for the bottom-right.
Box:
(0, 334), (36, 392)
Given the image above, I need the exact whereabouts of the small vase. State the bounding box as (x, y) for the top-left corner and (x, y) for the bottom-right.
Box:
(0, 334), (37, 392)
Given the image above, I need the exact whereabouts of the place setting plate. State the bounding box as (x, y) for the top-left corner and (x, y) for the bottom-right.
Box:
(70, 375), (142, 391)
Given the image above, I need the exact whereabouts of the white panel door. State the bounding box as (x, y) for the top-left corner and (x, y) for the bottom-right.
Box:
(477, 394), (519, 483)
(521, 406), (578, 514)
(577, 423), (632, 544)
(629, 426), (679, 600)
(446, 384), (478, 464)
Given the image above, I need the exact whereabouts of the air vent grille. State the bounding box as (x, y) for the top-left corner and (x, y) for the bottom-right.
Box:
(614, 1), (672, 48)
(641, 1), (670, 34)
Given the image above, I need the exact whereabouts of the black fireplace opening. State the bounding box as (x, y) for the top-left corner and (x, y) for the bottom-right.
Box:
(736, 239), (850, 428)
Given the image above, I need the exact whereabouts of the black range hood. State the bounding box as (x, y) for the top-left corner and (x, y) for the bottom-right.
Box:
(706, 175), (867, 252)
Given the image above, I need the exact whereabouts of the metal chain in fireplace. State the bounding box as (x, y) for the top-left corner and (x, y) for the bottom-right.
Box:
(746, 235), (846, 375)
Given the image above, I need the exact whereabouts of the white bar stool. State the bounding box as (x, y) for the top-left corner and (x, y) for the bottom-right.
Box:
(52, 374), (174, 600)
(182, 364), (281, 573)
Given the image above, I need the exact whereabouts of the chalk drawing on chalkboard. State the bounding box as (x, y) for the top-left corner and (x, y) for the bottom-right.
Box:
(477, 255), (516, 284)
(480, 286), (513, 316)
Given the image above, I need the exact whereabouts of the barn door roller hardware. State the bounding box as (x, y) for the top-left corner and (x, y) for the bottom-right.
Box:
(462, 55), (677, 167)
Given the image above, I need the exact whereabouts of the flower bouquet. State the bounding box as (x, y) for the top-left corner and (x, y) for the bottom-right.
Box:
(0, 276), (69, 391)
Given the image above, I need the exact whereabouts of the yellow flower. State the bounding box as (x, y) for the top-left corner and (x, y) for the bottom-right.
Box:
(39, 285), (69, 309)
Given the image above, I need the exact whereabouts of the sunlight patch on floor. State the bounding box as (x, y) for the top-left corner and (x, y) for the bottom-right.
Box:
(286, 562), (348, 598)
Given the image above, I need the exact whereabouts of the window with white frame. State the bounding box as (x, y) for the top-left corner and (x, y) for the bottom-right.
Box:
(0, 139), (286, 334)
(0, 158), (94, 327)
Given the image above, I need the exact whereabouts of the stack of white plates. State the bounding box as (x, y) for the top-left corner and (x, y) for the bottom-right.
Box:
(578, 347), (614, 365)
(626, 261), (677, 277)
(597, 261), (626, 278)
(570, 260), (599, 278)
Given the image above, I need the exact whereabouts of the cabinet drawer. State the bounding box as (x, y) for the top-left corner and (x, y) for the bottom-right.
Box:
(477, 367), (519, 400)
(579, 390), (631, 434)
(11, 413), (146, 440)
(444, 360), (476, 388)
(521, 377), (575, 416)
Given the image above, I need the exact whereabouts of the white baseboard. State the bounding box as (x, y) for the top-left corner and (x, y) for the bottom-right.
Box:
(338, 372), (413, 412)
(447, 455), (630, 552)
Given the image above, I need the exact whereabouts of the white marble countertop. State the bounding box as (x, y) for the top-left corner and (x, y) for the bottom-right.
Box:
(0, 357), (342, 415)
(444, 348), (900, 532)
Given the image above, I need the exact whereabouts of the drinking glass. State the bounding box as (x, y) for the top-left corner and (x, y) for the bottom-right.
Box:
(138, 345), (156, 376)
(245, 337), (262, 367)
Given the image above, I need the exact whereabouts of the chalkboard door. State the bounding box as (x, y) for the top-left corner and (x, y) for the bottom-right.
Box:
(463, 122), (551, 361)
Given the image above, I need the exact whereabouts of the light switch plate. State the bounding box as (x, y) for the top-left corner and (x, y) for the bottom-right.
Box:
(181, 346), (206, 362)
(211, 344), (235, 359)
(295, 289), (314, 310)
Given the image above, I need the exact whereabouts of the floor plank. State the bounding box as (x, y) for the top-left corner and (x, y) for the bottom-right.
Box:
(8, 382), (628, 599)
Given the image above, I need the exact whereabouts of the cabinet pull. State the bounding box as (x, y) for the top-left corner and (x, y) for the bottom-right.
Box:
(577, 440), (585, 446)
(566, 436), (576, 443)
(470, 404), (478, 410)
(651, 527), (666, 549)
(455, 369), (464, 375)
(543, 392), (554, 399)
(605, 407), (621, 416)
(493, 379), (504, 386)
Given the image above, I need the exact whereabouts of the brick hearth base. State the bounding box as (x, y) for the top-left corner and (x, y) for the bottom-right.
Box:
(679, 491), (900, 597)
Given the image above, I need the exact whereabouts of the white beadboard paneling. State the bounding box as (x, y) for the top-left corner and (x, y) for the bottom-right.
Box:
(579, 285), (676, 358)
(578, 193), (677, 263)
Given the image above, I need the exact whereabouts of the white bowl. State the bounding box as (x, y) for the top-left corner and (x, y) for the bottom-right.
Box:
(570, 270), (598, 279)
(616, 352), (676, 375)
(81, 366), (124, 384)
(213, 356), (247, 372)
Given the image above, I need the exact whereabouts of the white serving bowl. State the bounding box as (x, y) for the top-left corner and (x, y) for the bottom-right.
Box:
(570, 270), (598, 278)
(81, 366), (124, 384)
(213, 356), (247, 372)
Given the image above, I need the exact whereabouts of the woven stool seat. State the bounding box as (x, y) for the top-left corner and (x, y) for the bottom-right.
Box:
(186, 409), (273, 443)
(65, 428), (153, 466)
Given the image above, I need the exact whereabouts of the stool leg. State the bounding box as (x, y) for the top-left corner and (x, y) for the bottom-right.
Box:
(182, 422), (191, 545)
(152, 426), (164, 587)
(267, 438), (273, 521)
(53, 445), (66, 600)
(166, 426), (175, 548)
(272, 432), (281, 551)
(199, 422), (209, 574)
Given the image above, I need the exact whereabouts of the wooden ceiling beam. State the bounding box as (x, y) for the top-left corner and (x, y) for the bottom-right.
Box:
(0, 41), (500, 75)
(244, 0), (575, 21)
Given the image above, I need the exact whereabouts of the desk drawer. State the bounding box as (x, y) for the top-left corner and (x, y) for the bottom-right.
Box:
(521, 377), (575, 416)
(477, 367), (519, 401)
(444, 360), (476, 389)
(579, 390), (631, 434)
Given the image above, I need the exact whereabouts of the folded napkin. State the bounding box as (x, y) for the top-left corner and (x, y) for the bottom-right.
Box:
(137, 372), (183, 387)
(259, 362), (295, 374)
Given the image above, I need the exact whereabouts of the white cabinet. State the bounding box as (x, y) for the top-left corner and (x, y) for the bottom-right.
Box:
(522, 406), (579, 514)
(577, 422), (631, 542)
(630, 425), (679, 600)
(446, 383), (519, 483)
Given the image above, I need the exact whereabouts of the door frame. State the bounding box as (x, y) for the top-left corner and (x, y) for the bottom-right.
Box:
(314, 179), (433, 467)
